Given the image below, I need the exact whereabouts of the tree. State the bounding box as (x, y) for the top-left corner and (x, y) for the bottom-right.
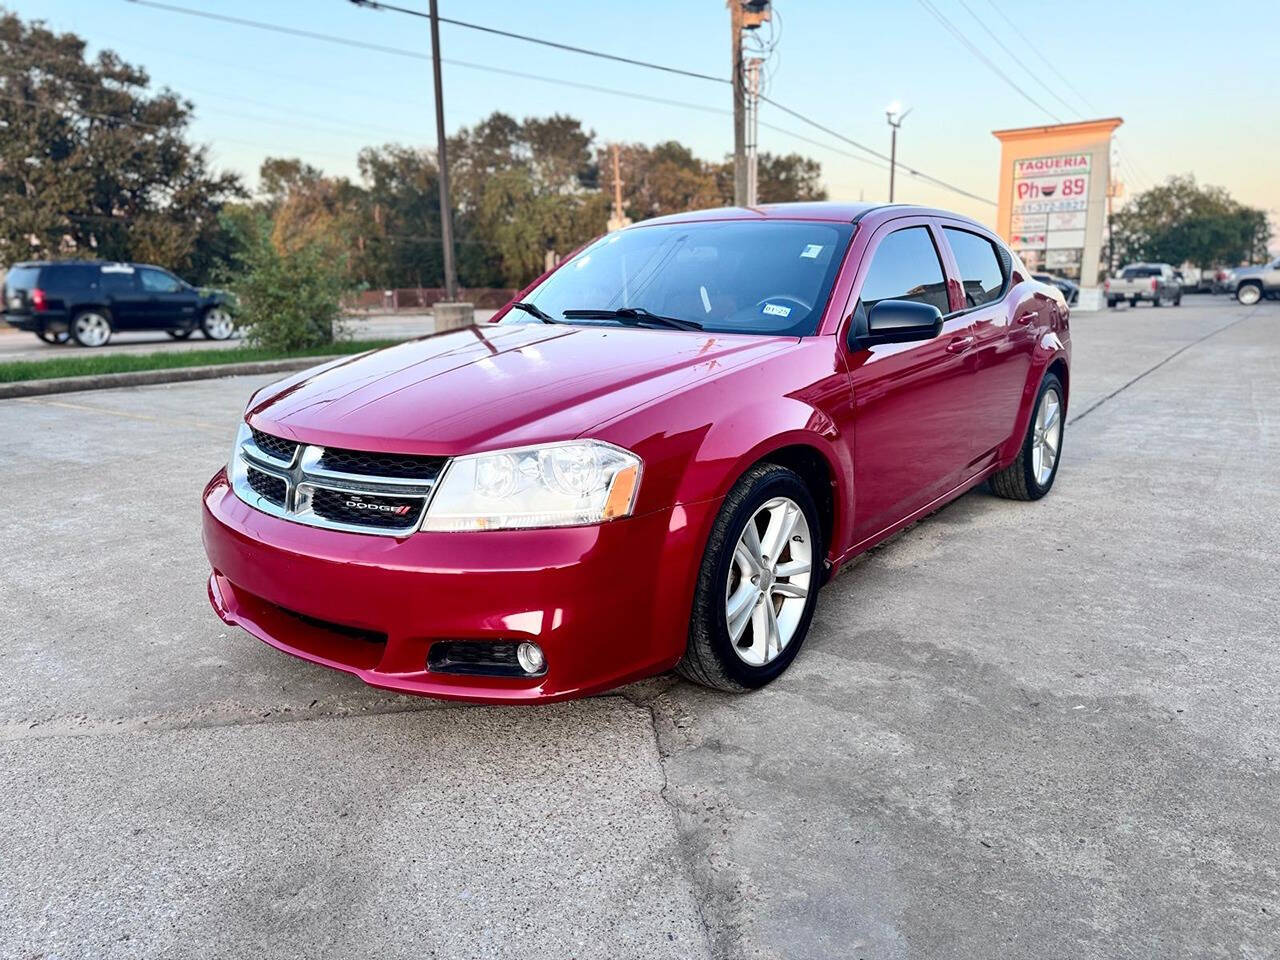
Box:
(757, 152), (827, 203)
(1112, 175), (1271, 268)
(0, 12), (244, 282)
(232, 214), (345, 351)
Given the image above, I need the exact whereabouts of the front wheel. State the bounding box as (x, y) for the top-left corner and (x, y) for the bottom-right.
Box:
(1237, 283), (1262, 306)
(678, 464), (822, 692)
(200, 307), (236, 340)
(990, 372), (1064, 502)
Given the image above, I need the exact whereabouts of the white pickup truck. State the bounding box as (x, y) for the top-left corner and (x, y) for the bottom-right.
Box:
(1104, 263), (1183, 308)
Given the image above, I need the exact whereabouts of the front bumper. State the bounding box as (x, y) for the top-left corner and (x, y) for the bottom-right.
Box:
(202, 469), (718, 703)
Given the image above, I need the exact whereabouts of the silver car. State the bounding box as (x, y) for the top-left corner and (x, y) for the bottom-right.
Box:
(1224, 258), (1280, 305)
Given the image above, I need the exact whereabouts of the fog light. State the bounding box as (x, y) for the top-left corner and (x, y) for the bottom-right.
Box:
(516, 641), (546, 675)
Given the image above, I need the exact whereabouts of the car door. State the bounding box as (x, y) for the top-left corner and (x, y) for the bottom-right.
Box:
(138, 266), (198, 329)
(938, 225), (1034, 462)
(99, 264), (147, 327)
(843, 218), (977, 542)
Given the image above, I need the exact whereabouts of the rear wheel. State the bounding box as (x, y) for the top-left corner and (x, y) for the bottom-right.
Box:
(1107, 298), (1119, 309)
(1129, 298), (1138, 308)
(37, 330), (70, 344)
(167, 328), (194, 340)
(678, 464), (822, 692)
(1152, 293), (1163, 307)
(990, 372), (1064, 502)
(71, 309), (113, 348)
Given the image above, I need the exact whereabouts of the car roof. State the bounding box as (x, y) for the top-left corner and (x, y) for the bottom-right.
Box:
(636, 201), (994, 233)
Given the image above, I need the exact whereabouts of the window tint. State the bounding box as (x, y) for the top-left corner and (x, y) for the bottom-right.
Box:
(3, 265), (41, 293)
(100, 267), (137, 294)
(43, 264), (100, 293)
(944, 228), (1005, 307)
(139, 267), (182, 293)
(859, 226), (949, 314)
(1122, 266), (1161, 278)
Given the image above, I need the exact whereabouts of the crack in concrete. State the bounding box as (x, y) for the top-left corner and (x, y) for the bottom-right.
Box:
(1069, 305), (1258, 425)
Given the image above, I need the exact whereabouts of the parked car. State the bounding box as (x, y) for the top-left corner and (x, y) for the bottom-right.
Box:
(1104, 263), (1182, 308)
(1222, 258), (1280, 305)
(1032, 271), (1079, 304)
(1, 260), (235, 347)
(203, 202), (1070, 703)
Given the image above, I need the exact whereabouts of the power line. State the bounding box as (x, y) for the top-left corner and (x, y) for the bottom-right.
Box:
(952, 0), (1082, 120)
(983, 0), (1099, 116)
(349, 0), (731, 85)
(914, 0), (1062, 123)
(759, 95), (996, 205)
(119, 0), (995, 206)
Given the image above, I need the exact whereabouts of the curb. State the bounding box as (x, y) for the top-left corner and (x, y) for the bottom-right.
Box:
(0, 356), (338, 400)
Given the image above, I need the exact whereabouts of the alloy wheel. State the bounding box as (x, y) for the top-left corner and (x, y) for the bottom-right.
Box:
(75, 312), (111, 347)
(1031, 386), (1062, 487)
(1237, 284), (1261, 306)
(725, 496), (813, 667)
(203, 308), (235, 340)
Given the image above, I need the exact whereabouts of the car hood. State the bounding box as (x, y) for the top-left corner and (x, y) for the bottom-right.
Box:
(247, 322), (794, 455)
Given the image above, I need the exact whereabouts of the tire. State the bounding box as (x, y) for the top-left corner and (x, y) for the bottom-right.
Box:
(1152, 293), (1162, 307)
(1107, 298), (1118, 309)
(200, 306), (236, 340)
(1174, 293), (1182, 306)
(37, 330), (70, 344)
(167, 328), (194, 340)
(677, 463), (823, 693)
(1236, 282), (1262, 306)
(990, 371), (1065, 502)
(1129, 298), (1138, 308)
(70, 309), (113, 347)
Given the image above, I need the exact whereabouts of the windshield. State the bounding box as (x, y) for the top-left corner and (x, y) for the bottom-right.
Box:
(512, 219), (854, 336)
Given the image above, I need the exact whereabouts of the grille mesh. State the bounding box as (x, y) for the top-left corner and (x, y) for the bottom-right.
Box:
(310, 487), (422, 530)
(246, 467), (287, 505)
(317, 447), (445, 481)
(250, 428), (298, 463)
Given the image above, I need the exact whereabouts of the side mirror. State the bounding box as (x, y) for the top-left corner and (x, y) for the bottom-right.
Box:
(851, 299), (944, 351)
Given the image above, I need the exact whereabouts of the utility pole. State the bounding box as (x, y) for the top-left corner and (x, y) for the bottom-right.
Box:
(730, 1), (770, 207)
(885, 102), (911, 203)
(428, 0), (458, 302)
(745, 57), (762, 206)
(730, 1), (746, 207)
(607, 143), (631, 232)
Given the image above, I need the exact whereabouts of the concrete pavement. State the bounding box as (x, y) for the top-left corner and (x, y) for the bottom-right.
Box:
(1, 296), (1276, 958)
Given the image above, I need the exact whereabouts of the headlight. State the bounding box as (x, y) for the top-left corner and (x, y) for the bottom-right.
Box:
(422, 440), (642, 531)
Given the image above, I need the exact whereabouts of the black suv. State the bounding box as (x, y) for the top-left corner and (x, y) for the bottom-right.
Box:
(2, 260), (235, 347)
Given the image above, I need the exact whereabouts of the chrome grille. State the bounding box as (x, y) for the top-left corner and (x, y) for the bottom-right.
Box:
(231, 427), (447, 537)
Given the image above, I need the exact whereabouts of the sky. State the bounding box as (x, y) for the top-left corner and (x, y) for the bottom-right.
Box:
(14, 0), (1280, 241)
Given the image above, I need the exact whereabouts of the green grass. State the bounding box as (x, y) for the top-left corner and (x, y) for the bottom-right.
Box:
(0, 339), (401, 384)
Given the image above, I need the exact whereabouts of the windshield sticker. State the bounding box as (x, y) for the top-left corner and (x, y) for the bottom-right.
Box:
(800, 244), (824, 259)
(762, 303), (792, 318)
(699, 285), (712, 313)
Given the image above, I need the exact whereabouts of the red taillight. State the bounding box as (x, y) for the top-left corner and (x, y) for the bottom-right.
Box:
(1150, 278), (1158, 291)
(30, 288), (47, 311)
(1103, 280), (1110, 292)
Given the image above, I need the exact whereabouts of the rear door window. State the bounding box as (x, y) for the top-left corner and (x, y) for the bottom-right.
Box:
(859, 226), (950, 314)
(943, 228), (1005, 307)
(100, 265), (138, 294)
(1122, 266), (1161, 278)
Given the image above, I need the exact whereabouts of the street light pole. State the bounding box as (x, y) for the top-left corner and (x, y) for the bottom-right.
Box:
(885, 103), (912, 203)
(428, 0), (458, 301)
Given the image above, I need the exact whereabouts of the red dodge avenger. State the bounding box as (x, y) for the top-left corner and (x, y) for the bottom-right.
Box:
(203, 203), (1070, 702)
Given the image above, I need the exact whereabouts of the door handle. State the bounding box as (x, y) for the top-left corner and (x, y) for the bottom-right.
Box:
(945, 335), (975, 354)
(1016, 312), (1034, 325)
